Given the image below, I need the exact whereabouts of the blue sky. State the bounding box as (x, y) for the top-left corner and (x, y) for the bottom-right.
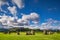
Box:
(0, 0), (60, 23)
(0, 0), (60, 30)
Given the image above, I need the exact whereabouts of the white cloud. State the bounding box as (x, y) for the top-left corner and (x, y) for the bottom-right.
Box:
(0, 14), (8, 23)
(32, 21), (39, 24)
(0, 12), (39, 29)
(0, 14), (15, 24)
(17, 12), (39, 26)
(30, 24), (40, 29)
(0, 0), (8, 6)
(17, 19), (30, 26)
(30, 12), (39, 20)
(12, 0), (24, 9)
(22, 12), (39, 23)
(30, 12), (39, 24)
(22, 15), (30, 20)
(8, 6), (17, 15)
(0, 0), (9, 13)
(40, 18), (60, 30)
(8, 16), (15, 21)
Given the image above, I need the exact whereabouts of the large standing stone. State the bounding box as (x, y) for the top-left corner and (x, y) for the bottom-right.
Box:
(43, 30), (48, 35)
(31, 30), (35, 35)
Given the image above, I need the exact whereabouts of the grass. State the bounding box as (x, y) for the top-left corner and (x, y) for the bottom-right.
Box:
(0, 32), (60, 40)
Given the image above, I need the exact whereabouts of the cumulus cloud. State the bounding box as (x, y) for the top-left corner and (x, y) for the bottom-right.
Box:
(0, 15), (17, 29)
(0, 14), (8, 23)
(0, 14), (14, 23)
(12, 0), (24, 9)
(0, 0), (9, 13)
(0, 12), (39, 29)
(30, 12), (39, 20)
(0, 0), (40, 29)
(17, 12), (39, 26)
(22, 12), (39, 24)
(32, 21), (39, 24)
(0, 0), (9, 6)
(17, 19), (29, 26)
(30, 12), (39, 24)
(21, 12), (39, 21)
(8, 6), (17, 15)
(28, 24), (40, 29)
(40, 18), (60, 30)
(22, 15), (30, 20)
(0, 14), (17, 29)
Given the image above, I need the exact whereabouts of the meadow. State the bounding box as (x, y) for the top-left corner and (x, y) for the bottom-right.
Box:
(0, 32), (60, 40)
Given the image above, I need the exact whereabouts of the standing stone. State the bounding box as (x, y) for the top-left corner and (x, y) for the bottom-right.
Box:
(31, 30), (35, 35)
(8, 31), (11, 34)
(43, 30), (48, 35)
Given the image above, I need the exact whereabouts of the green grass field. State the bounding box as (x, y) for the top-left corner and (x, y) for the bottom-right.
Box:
(0, 32), (60, 40)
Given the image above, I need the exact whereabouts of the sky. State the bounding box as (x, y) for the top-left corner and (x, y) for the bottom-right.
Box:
(0, 0), (60, 30)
